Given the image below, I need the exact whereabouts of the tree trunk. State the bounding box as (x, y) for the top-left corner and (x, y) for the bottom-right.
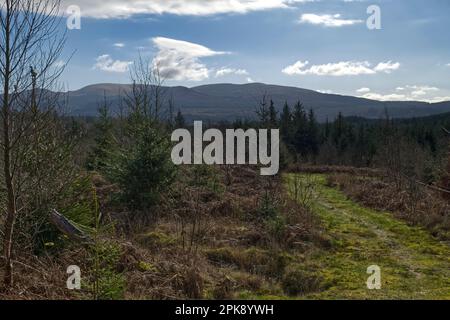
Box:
(1, 2), (16, 287)
(2, 72), (16, 287)
(2, 83), (16, 287)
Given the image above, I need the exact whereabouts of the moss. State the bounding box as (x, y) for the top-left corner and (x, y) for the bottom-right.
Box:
(136, 231), (176, 248)
(284, 174), (450, 300)
(137, 261), (157, 272)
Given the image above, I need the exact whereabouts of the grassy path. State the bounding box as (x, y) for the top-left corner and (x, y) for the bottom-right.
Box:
(286, 174), (450, 299)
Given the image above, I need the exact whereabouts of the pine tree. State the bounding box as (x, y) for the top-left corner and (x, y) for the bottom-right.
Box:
(87, 102), (116, 171)
(174, 110), (186, 129)
(292, 101), (309, 157)
(324, 117), (330, 137)
(256, 94), (270, 127)
(307, 109), (319, 157)
(280, 101), (292, 140)
(268, 99), (278, 128)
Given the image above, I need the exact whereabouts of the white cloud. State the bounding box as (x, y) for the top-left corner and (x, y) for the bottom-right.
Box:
(395, 85), (439, 97)
(299, 13), (363, 27)
(215, 68), (249, 77)
(283, 60), (400, 76)
(93, 54), (133, 73)
(373, 61), (400, 74)
(408, 85), (439, 97)
(152, 37), (228, 81)
(62, 0), (312, 19)
(358, 85), (447, 102)
(360, 92), (408, 101)
(427, 96), (450, 103)
(282, 60), (310, 75)
(317, 89), (334, 94)
(113, 43), (125, 48)
(356, 87), (371, 93)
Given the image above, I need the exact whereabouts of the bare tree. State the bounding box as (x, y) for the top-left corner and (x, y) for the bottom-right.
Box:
(0, 0), (66, 287)
(126, 54), (167, 123)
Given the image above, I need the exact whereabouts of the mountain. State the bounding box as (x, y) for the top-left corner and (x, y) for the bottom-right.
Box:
(65, 83), (450, 122)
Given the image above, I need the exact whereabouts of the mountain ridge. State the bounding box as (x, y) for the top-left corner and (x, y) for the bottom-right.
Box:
(63, 82), (450, 122)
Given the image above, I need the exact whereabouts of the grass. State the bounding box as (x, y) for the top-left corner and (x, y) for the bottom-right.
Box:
(5, 167), (447, 300)
(285, 174), (450, 300)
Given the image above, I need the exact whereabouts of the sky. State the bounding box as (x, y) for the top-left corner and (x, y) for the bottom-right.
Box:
(58, 0), (450, 103)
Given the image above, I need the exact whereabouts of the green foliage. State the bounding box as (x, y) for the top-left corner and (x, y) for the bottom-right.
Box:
(257, 189), (278, 219)
(137, 261), (157, 272)
(268, 99), (278, 128)
(266, 214), (287, 242)
(86, 91), (177, 211)
(265, 98), (445, 172)
(111, 124), (176, 210)
(86, 103), (116, 171)
(278, 100), (320, 161)
(59, 176), (98, 226)
(86, 188), (125, 300)
(89, 241), (125, 300)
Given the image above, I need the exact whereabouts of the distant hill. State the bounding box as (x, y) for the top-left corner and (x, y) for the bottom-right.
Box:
(64, 83), (450, 122)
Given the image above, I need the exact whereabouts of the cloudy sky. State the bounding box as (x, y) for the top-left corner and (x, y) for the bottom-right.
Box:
(60, 0), (450, 102)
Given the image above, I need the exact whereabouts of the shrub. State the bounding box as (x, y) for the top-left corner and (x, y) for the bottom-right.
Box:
(266, 215), (287, 242)
(182, 265), (204, 299)
(89, 241), (126, 300)
(281, 267), (323, 296)
(287, 174), (316, 209)
(190, 165), (225, 196)
(257, 190), (278, 219)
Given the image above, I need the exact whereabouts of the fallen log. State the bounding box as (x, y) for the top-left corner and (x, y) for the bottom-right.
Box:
(49, 209), (93, 244)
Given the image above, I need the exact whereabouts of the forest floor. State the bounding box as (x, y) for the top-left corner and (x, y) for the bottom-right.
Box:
(285, 174), (450, 300)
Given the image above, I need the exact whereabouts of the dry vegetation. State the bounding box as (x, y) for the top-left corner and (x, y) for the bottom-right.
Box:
(327, 173), (450, 241)
(288, 164), (383, 177)
(0, 165), (329, 300)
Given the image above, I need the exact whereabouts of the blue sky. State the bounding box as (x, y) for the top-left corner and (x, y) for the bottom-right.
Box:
(59, 0), (450, 102)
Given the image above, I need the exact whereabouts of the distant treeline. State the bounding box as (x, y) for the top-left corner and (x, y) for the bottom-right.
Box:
(194, 99), (450, 182)
(76, 98), (450, 182)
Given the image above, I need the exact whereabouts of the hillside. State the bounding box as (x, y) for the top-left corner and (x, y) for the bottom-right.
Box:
(64, 83), (450, 122)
